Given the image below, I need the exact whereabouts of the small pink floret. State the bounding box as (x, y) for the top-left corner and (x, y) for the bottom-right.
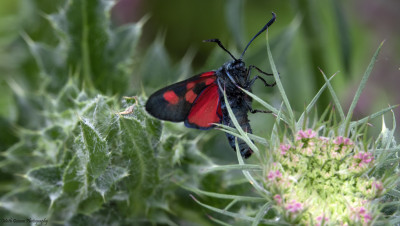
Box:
(268, 170), (282, 181)
(354, 152), (374, 166)
(316, 215), (329, 226)
(372, 181), (383, 190)
(274, 194), (282, 204)
(297, 129), (317, 140)
(280, 144), (291, 155)
(285, 200), (303, 213)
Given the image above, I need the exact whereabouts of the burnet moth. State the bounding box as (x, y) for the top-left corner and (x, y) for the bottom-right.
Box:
(146, 13), (276, 158)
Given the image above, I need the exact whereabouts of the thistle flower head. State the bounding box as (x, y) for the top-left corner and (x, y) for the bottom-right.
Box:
(264, 129), (390, 225)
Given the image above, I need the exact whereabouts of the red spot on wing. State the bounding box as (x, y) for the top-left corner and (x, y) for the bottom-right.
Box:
(187, 84), (221, 128)
(204, 78), (215, 85)
(200, 71), (215, 77)
(185, 90), (197, 103)
(185, 72), (216, 104)
(163, 90), (179, 105)
(186, 82), (195, 89)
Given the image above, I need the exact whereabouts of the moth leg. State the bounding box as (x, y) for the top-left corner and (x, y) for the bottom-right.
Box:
(246, 65), (276, 88)
(248, 65), (273, 77)
(245, 101), (272, 114)
(248, 75), (276, 88)
(250, 109), (272, 114)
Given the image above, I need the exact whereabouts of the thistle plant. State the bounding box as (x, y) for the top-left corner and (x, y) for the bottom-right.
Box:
(188, 40), (400, 225)
(0, 1), (215, 225)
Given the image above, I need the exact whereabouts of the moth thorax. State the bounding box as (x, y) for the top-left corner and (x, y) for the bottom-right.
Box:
(223, 60), (246, 86)
(230, 60), (246, 71)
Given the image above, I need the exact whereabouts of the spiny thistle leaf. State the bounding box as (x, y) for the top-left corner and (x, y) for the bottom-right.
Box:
(319, 69), (345, 121)
(94, 166), (129, 199)
(32, 0), (142, 93)
(79, 119), (109, 178)
(26, 166), (63, 204)
(344, 41), (385, 135)
(266, 30), (295, 128)
(62, 155), (83, 196)
(0, 189), (50, 218)
(297, 72), (338, 125)
(119, 116), (159, 197)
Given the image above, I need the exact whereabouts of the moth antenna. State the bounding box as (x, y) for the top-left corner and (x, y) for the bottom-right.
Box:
(239, 12), (276, 59)
(203, 39), (237, 60)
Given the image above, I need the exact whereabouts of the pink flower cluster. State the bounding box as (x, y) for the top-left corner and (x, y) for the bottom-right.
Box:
(285, 200), (303, 213)
(297, 129), (317, 140)
(280, 144), (291, 155)
(296, 129), (318, 155)
(353, 152), (374, 167)
(333, 136), (353, 146)
(367, 180), (384, 197)
(350, 206), (373, 224)
(268, 170), (282, 181)
(316, 215), (329, 226)
(372, 180), (383, 191)
(274, 194), (282, 204)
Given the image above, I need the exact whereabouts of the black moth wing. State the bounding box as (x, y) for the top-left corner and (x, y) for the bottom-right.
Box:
(145, 71), (218, 123)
